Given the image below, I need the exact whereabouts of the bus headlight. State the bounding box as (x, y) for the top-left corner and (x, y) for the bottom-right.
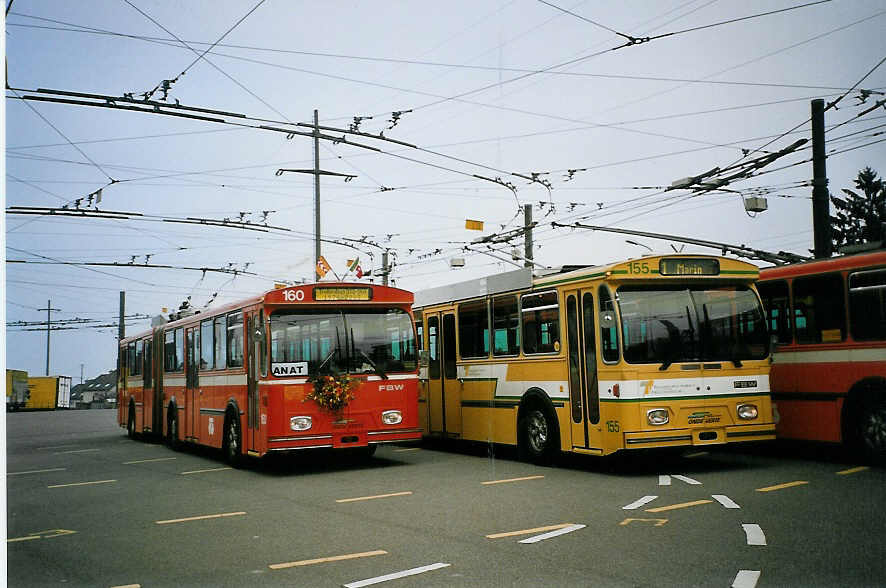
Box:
(647, 409), (669, 426)
(290, 416), (312, 431)
(737, 404), (758, 420)
(382, 410), (403, 425)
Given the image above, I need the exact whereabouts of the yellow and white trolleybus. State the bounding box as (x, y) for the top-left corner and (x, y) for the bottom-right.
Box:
(413, 255), (775, 461)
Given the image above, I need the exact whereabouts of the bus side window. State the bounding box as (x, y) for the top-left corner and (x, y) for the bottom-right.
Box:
(214, 316), (227, 369)
(521, 291), (560, 354)
(598, 286), (619, 363)
(757, 280), (792, 344)
(174, 328), (185, 371)
(164, 330), (176, 372)
(143, 339), (153, 388)
(428, 316), (440, 379)
(227, 311), (244, 368)
(492, 295), (519, 356)
(849, 268), (886, 341)
(458, 300), (489, 359)
(793, 274), (845, 344)
(200, 320), (213, 369)
(134, 340), (143, 376)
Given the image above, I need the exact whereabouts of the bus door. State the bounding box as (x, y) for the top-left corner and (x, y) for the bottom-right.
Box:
(185, 326), (200, 441)
(246, 312), (262, 453)
(441, 312), (461, 437)
(426, 311), (461, 436)
(565, 290), (601, 450)
(427, 314), (444, 434)
(152, 329), (164, 436)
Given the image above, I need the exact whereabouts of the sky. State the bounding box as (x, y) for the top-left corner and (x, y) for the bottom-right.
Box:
(4, 0), (886, 383)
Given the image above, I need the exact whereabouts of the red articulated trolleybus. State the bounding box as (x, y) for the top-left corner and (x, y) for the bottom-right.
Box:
(757, 250), (886, 459)
(117, 283), (421, 464)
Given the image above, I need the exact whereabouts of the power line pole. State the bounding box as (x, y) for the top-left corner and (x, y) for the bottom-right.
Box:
(811, 98), (832, 258)
(37, 299), (60, 375)
(313, 109), (322, 281)
(523, 204), (533, 268)
(275, 110), (357, 282)
(381, 250), (389, 286)
(119, 291), (125, 341)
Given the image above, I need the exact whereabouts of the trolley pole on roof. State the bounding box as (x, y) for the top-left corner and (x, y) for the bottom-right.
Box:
(811, 99), (832, 258)
(37, 299), (61, 376)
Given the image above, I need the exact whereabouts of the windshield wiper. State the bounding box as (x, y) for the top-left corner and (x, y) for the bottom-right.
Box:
(317, 326), (343, 374)
(317, 347), (339, 373)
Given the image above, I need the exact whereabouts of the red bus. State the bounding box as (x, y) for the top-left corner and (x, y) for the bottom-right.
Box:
(757, 250), (886, 459)
(117, 283), (421, 464)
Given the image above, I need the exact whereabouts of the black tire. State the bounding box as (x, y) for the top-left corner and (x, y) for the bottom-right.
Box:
(223, 412), (242, 467)
(518, 407), (558, 464)
(858, 397), (886, 462)
(127, 405), (136, 439)
(166, 407), (180, 451)
(361, 444), (378, 458)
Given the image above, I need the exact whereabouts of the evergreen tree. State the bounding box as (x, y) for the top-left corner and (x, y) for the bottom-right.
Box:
(830, 166), (886, 250)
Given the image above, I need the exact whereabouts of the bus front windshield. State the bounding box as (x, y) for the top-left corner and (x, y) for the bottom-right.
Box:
(618, 285), (768, 368)
(270, 308), (416, 377)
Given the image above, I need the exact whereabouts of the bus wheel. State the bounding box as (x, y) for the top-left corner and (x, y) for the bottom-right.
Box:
(127, 405), (136, 439)
(519, 408), (556, 464)
(166, 411), (180, 451)
(223, 413), (242, 467)
(859, 398), (886, 461)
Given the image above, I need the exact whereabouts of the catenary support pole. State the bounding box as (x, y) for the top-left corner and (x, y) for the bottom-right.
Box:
(811, 99), (831, 258)
(524, 204), (533, 268)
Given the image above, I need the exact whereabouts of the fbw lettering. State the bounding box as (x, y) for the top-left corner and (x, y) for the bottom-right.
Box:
(378, 384), (405, 392)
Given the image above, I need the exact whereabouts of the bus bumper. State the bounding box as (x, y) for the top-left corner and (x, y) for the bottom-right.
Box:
(624, 424), (776, 448)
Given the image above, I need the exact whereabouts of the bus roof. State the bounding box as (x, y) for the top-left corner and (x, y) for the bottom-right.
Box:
(759, 249), (886, 280)
(120, 282), (414, 344)
(413, 254), (760, 309)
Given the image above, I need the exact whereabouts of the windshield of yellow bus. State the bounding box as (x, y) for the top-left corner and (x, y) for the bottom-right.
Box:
(269, 308), (416, 377)
(617, 285), (768, 367)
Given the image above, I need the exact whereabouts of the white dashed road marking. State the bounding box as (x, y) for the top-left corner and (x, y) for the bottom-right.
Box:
(742, 524), (767, 546)
(343, 562), (451, 587)
(712, 494), (741, 509)
(622, 496), (658, 510)
(732, 570), (761, 588)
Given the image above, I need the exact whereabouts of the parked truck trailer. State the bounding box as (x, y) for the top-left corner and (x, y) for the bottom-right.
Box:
(25, 375), (72, 410)
(6, 370), (29, 411)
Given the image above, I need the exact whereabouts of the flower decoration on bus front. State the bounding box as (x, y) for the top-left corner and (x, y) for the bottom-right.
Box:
(304, 374), (358, 412)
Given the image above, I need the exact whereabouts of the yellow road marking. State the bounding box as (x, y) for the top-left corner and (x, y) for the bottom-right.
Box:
(393, 448), (421, 452)
(180, 467), (232, 475)
(836, 466), (869, 476)
(8, 467), (67, 476)
(486, 523), (574, 539)
(336, 491), (413, 503)
(645, 499), (713, 513)
(756, 481), (809, 492)
(7, 535), (41, 543)
(110, 584), (141, 588)
(619, 518), (668, 527)
(482, 475), (544, 485)
(124, 457), (178, 465)
(155, 511), (246, 525)
(8, 529), (76, 542)
(47, 480), (116, 489)
(270, 550), (388, 570)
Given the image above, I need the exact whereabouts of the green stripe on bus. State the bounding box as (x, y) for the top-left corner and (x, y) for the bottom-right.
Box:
(599, 392), (770, 403)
